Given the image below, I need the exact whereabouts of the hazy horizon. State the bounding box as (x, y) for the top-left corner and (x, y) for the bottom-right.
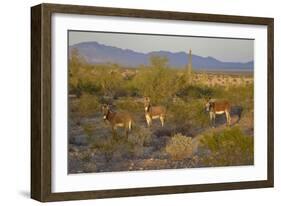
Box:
(69, 31), (254, 63)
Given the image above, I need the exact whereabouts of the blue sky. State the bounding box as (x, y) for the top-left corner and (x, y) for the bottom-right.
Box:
(69, 31), (254, 63)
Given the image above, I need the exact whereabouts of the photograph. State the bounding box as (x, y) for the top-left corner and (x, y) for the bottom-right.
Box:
(67, 30), (254, 174)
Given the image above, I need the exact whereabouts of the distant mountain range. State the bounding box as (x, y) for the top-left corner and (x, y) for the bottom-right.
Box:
(70, 41), (254, 71)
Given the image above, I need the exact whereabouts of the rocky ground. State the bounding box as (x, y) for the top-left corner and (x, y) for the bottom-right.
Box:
(68, 106), (252, 173)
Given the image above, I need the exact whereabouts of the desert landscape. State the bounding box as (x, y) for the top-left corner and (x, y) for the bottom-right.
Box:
(68, 38), (254, 173)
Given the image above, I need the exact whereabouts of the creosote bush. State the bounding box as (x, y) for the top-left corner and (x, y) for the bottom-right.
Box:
(165, 133), (193, 160)
(169, 100), (209, 127)
(199, 126), (254, 166)
(128, 126), (153, 146)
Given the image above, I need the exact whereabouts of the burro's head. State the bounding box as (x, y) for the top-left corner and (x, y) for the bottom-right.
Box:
(101, 104), (110, 120)
(144, 97), (151, 112)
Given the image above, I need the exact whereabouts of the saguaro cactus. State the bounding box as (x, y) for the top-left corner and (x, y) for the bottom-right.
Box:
(188, 49), (193, 75)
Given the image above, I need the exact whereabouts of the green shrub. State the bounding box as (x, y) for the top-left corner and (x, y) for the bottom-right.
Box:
(226, 84), (253, 112)
(90, 131), (148, 159)
(116, 98), (143, 112)
(199, 127), (254, 166)
(132, 55), (179, 104)
(77, 94), (99, 117)
(169, 100), (209, 127)
(165, 133), (193, 160)
(177, 85), (214, 100)
(129, 126), (153, 146)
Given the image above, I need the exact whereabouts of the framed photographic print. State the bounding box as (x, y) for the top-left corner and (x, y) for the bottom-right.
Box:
(31, 3), (274, 202)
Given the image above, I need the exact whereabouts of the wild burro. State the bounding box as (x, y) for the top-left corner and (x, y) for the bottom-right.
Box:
(101, 104), (133, 138)
(205, 97), (231, 127)
(144, 97), (166, 127)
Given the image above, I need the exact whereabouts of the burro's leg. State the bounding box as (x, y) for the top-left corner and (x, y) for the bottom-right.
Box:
(125, 121), (132, 139)
(112, 126), (117, 138)
(128, 120), (132, 131)
(225, 110), (231, 126)
(145, 114), (152, 127)
(160, 115), (164, 127)
(209, 112), (212, 127)
(209, 112), (216, 128)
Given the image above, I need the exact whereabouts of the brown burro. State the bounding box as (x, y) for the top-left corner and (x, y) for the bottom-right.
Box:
(101, 104), (133, 138)
(144, 97), (166, 127)
(205, 97), (231, 127)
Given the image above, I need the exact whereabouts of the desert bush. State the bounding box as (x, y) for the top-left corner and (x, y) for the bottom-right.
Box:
(69, 49), (105, 96)
(199, 126), (254, 166)
(192, 102), (210, 127)
(116, 98), (143, 112)
(133, 55), (179, 104)
(95, 68), (124, 97)
(129, 126), (153, 146)
(77, 93), (99, 117)
(122, 80), (139, 97)
(90, 130), (149, 160)
(177, 85), (214, 100)
(90, 136), (130, 159)
(153, 127), (173, 138)
(82, 123), (95, 139)
(169, 100), (209, 127)
(69, 51), (127, 97)
(210, 81), (253, 102)
(227, 84), (253, 112)
(165, 133), (193, 160)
